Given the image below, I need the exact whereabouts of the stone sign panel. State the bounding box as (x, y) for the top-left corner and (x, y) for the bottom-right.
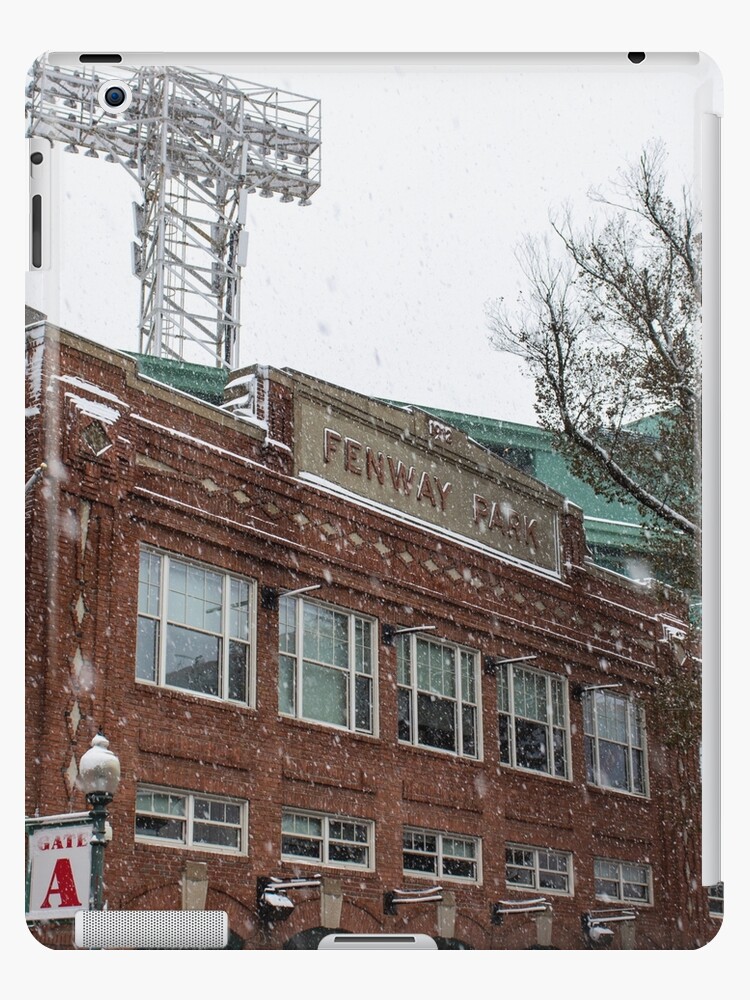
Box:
(293, 385), (562, 575)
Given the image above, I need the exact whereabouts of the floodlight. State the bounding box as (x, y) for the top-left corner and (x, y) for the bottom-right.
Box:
(27, 56), (321, 369)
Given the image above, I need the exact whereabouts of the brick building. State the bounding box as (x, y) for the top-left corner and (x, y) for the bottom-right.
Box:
(25, 311), (718, 949)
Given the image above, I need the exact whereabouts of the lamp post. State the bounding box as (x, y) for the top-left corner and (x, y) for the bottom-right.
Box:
(79, 733), (120, 911)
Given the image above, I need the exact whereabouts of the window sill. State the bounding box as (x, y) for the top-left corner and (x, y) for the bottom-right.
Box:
(134, 837), (247, 859)
(594, 896), (653, 909)
(278, 713), (378, 744)
(402, 872), (482, 889)
(396, 740), (483, 765)
(503, 884), (573, 899)
(499, 763), (571, 785)
(585, 782), (651, 802)
(135, 678), (257, 714)
(279, 855), (375, 876)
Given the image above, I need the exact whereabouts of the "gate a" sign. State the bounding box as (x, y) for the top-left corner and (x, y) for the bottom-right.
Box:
(26, 817), (93, 921)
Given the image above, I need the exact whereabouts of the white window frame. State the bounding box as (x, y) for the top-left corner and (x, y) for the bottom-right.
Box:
(136, 546), (256, 706)
(135, 784), (247, 855)
(278, 595), (377, 735)
(505, 843), (574, 896)
(583, 689), (649, 797)
(402, 827), (482, 885)
(397, 633), (481, 760)
(280, 809), (375, 872)
(594, 857), (653, 907)
(497, 663), (571, 780)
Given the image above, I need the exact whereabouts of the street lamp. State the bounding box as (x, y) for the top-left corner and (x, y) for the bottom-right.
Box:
(79, 733), (120, 911)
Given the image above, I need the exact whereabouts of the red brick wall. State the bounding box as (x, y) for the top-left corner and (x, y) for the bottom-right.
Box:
(25, 325), (717, 950)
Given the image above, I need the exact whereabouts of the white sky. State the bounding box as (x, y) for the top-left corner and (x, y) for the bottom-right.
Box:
(38, 58), (699, 424)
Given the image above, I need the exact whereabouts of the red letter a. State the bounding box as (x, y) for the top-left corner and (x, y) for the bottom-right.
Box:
(40, 858), (82, 909)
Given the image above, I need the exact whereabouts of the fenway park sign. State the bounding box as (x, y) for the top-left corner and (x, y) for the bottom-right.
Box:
(294, 391), (561, 575)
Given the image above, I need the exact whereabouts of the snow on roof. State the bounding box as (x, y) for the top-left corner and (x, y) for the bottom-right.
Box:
(56, 374), (130, 408)
(64, 392), (121, 425)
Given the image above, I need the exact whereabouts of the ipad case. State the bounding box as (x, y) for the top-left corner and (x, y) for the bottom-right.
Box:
(25, 51), (722, 950)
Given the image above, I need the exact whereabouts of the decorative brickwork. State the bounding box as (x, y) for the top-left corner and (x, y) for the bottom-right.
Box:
(25, 320), (716, 950)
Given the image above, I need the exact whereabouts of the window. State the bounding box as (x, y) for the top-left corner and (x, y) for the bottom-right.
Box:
(136, 548), (254, 704)
(135, 786), (246, 854)
(397, 634), (479, 758)
(707, 882), (724, 919)
(497, 663), (569, 778)
(594, 858), (652, 905)
(278, 596), (375, 733)
(403, 828), (480, 883)
(505, 844), (573, 895)
(583, 689), (648, 795)
(281, 810), (373, 870)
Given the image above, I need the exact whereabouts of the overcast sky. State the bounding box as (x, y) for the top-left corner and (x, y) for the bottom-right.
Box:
(34, 57), (699, 425)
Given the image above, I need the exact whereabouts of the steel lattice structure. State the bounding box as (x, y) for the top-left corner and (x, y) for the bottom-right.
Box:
(27, 57), (322, 368)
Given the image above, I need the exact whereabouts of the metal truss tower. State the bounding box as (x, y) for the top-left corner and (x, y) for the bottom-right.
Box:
(27, 57), (321, 369)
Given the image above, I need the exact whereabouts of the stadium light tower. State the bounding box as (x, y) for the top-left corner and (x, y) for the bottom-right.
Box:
(26, 57), (322, 369)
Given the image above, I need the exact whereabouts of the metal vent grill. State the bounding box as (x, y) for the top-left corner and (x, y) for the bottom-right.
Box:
(74, 910), (229, 949)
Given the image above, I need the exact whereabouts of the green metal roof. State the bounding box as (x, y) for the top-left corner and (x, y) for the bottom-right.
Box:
(124, 355), (649, 573)
(396, 403), (645, 543)
(126, 353), (229, 406)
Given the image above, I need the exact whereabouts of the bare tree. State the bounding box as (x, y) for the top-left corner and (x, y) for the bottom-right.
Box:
(487, 142), (700, 586)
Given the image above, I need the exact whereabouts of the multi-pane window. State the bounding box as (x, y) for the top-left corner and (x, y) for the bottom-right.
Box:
(136, 548), (254, 704)
(281, 810), (373, 869)
(707, 883), (724, 919)
(403, 828), (480, 883)
(497, 663), (569, 778)
(594, 858), (652, 905)
(505, 844), (573, 895)
(135, 786), (246, 854)
(583, 689), (648, 795)
(397, 634), (479, 758)
(278, 596), (375, 733)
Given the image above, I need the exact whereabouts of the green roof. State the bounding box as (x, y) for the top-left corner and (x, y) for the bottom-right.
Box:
(398, 403), (644, 537)
(126, 353), (229, 405)
(122, 356), (651, 574)
(402, 404), (653, 581)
